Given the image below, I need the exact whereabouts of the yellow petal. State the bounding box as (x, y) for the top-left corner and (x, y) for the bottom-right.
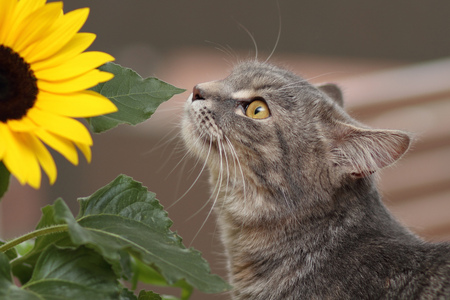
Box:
(14, 0), (46, 16)
(16, 133), (42, 189)
(7, 116), (38, 132)
(35, 90), (117, 117)
(34, 51), (115, 81)
(34, 128), (79, 165)
(0, 123), (25, 184)
(37, 70), (114, 94)
(27, 134), (57, 184)
(2, 0), (46, 47)
(31, 33), (97, 72)
(23, 8), (90, 63)
(0, 0), (18, 42)
(27, 108), (93, 146)
(75, 141), (92, 163)
(0, 125), (41, 188)
(12, 2), (63, 53)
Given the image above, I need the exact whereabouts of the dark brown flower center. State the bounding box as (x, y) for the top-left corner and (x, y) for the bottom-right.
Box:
(0, 45), (38, 123)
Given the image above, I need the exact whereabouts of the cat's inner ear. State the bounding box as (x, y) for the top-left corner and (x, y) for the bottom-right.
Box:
(318, 83), (344, 107)
(330, 122), (411, 178)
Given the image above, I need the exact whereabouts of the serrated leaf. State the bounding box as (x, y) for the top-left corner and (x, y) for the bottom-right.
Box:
(21, 245), (122, 299)
(11, 200), (131, 284)
(138, 290), (163, 300)
(10, 175), (229, 297)
(0, 161), (10, 200)
(89, 62), (185, 133)
(120, 288), (138, 300)
(61, 175), (229, 293)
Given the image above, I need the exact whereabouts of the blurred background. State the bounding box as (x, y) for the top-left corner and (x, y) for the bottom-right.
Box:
(1, 0), (449, 298)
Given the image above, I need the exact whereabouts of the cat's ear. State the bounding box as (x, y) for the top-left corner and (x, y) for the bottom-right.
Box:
(330, 122), (411, 178)
(318, 83), (344, 107)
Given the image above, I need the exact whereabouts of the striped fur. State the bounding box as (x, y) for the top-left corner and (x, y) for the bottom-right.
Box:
(181, 61), (450, 299)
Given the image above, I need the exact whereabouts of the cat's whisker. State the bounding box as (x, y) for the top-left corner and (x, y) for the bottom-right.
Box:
(186, 171), (219, 220)
(162, 125), (204, 178)
(279, 72), (348, 93)
(223, 137), (238, 191)
(167, 134), (212, 209)
(143, 121), (181, 156)
(303, 72), (348, 83)
(171, 155), (190, 204)
(211, 138), (233, 241)
(225, 136), (246, 203)
(264, 0), (282, 63)
(153, 134), (184, 175)
(223, 44), (241, 66)
(189, 139), (223, 219)
(235, 20), (258, 61)
(164, 145), (194, 179)
(189, 138), (226, 246)
(222, 138), (231, 197)
(206, 40), (239, 64)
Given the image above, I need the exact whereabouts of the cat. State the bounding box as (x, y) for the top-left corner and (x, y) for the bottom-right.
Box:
(181, 60), (450, 299)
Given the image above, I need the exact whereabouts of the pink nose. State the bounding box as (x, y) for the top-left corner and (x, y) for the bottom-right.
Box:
(192, 85), (205, 101)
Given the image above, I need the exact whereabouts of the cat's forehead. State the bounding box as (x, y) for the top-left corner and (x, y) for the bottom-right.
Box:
(225, 61), (303, 91)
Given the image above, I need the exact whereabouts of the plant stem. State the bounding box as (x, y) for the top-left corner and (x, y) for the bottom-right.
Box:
(0, 224), (69, 253)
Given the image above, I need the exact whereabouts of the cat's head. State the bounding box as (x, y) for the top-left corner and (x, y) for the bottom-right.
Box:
(182, 61), (410, 221)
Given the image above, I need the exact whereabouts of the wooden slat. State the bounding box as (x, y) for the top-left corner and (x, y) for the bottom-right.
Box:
(379, 145), (450, 202)
(341, 57), (450, 116)
(386, 190), (450, 242)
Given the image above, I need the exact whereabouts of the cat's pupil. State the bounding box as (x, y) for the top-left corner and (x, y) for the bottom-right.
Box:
(254, 106), (263, 114)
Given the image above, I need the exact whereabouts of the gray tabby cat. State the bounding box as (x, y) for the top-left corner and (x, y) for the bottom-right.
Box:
(181, 61), (450, 299)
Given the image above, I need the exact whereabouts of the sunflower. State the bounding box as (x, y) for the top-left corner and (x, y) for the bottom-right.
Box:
(0, 0), (117, 189)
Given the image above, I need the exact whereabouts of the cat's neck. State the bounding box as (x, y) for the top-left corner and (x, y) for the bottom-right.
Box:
(212, 165), (393, 227)
(215, 176), (418, 297)
(215, 174), (417, 266)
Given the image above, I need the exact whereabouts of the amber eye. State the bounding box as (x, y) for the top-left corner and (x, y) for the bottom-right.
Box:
(245, 100), (270, 119)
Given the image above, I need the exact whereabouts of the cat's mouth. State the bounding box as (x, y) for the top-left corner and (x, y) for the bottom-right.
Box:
(184, 93), (224, 142)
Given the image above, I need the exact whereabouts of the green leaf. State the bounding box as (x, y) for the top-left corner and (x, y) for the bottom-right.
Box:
(1, 240), (33, 280)
(0, 253), (42, 299)
(138, 290), (163, 300)
(88, 62), (185, 133)
(10, 200), (130, 284)
(0, 161), (10, 200)
(131, 259), (192, 300)
(11, 201), (74, 284)
(61, 175), (228, 293)
(21, 245), (121, 299)
(10, 175), (229, 297)
(120, 288), (138, 300)
(15, 240), (35, 257)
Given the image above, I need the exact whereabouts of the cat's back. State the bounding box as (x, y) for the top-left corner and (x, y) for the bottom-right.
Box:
(326, 237), (450, 299)
(393, 242), (450, 299)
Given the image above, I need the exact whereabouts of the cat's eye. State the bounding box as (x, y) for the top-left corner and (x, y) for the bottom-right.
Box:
(245, 100), (270, 119)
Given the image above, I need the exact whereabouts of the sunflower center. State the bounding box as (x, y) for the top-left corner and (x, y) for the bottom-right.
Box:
(0, 45), (38, 123)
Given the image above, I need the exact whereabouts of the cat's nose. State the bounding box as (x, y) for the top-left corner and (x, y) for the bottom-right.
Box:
(192, 85), (205, 101)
